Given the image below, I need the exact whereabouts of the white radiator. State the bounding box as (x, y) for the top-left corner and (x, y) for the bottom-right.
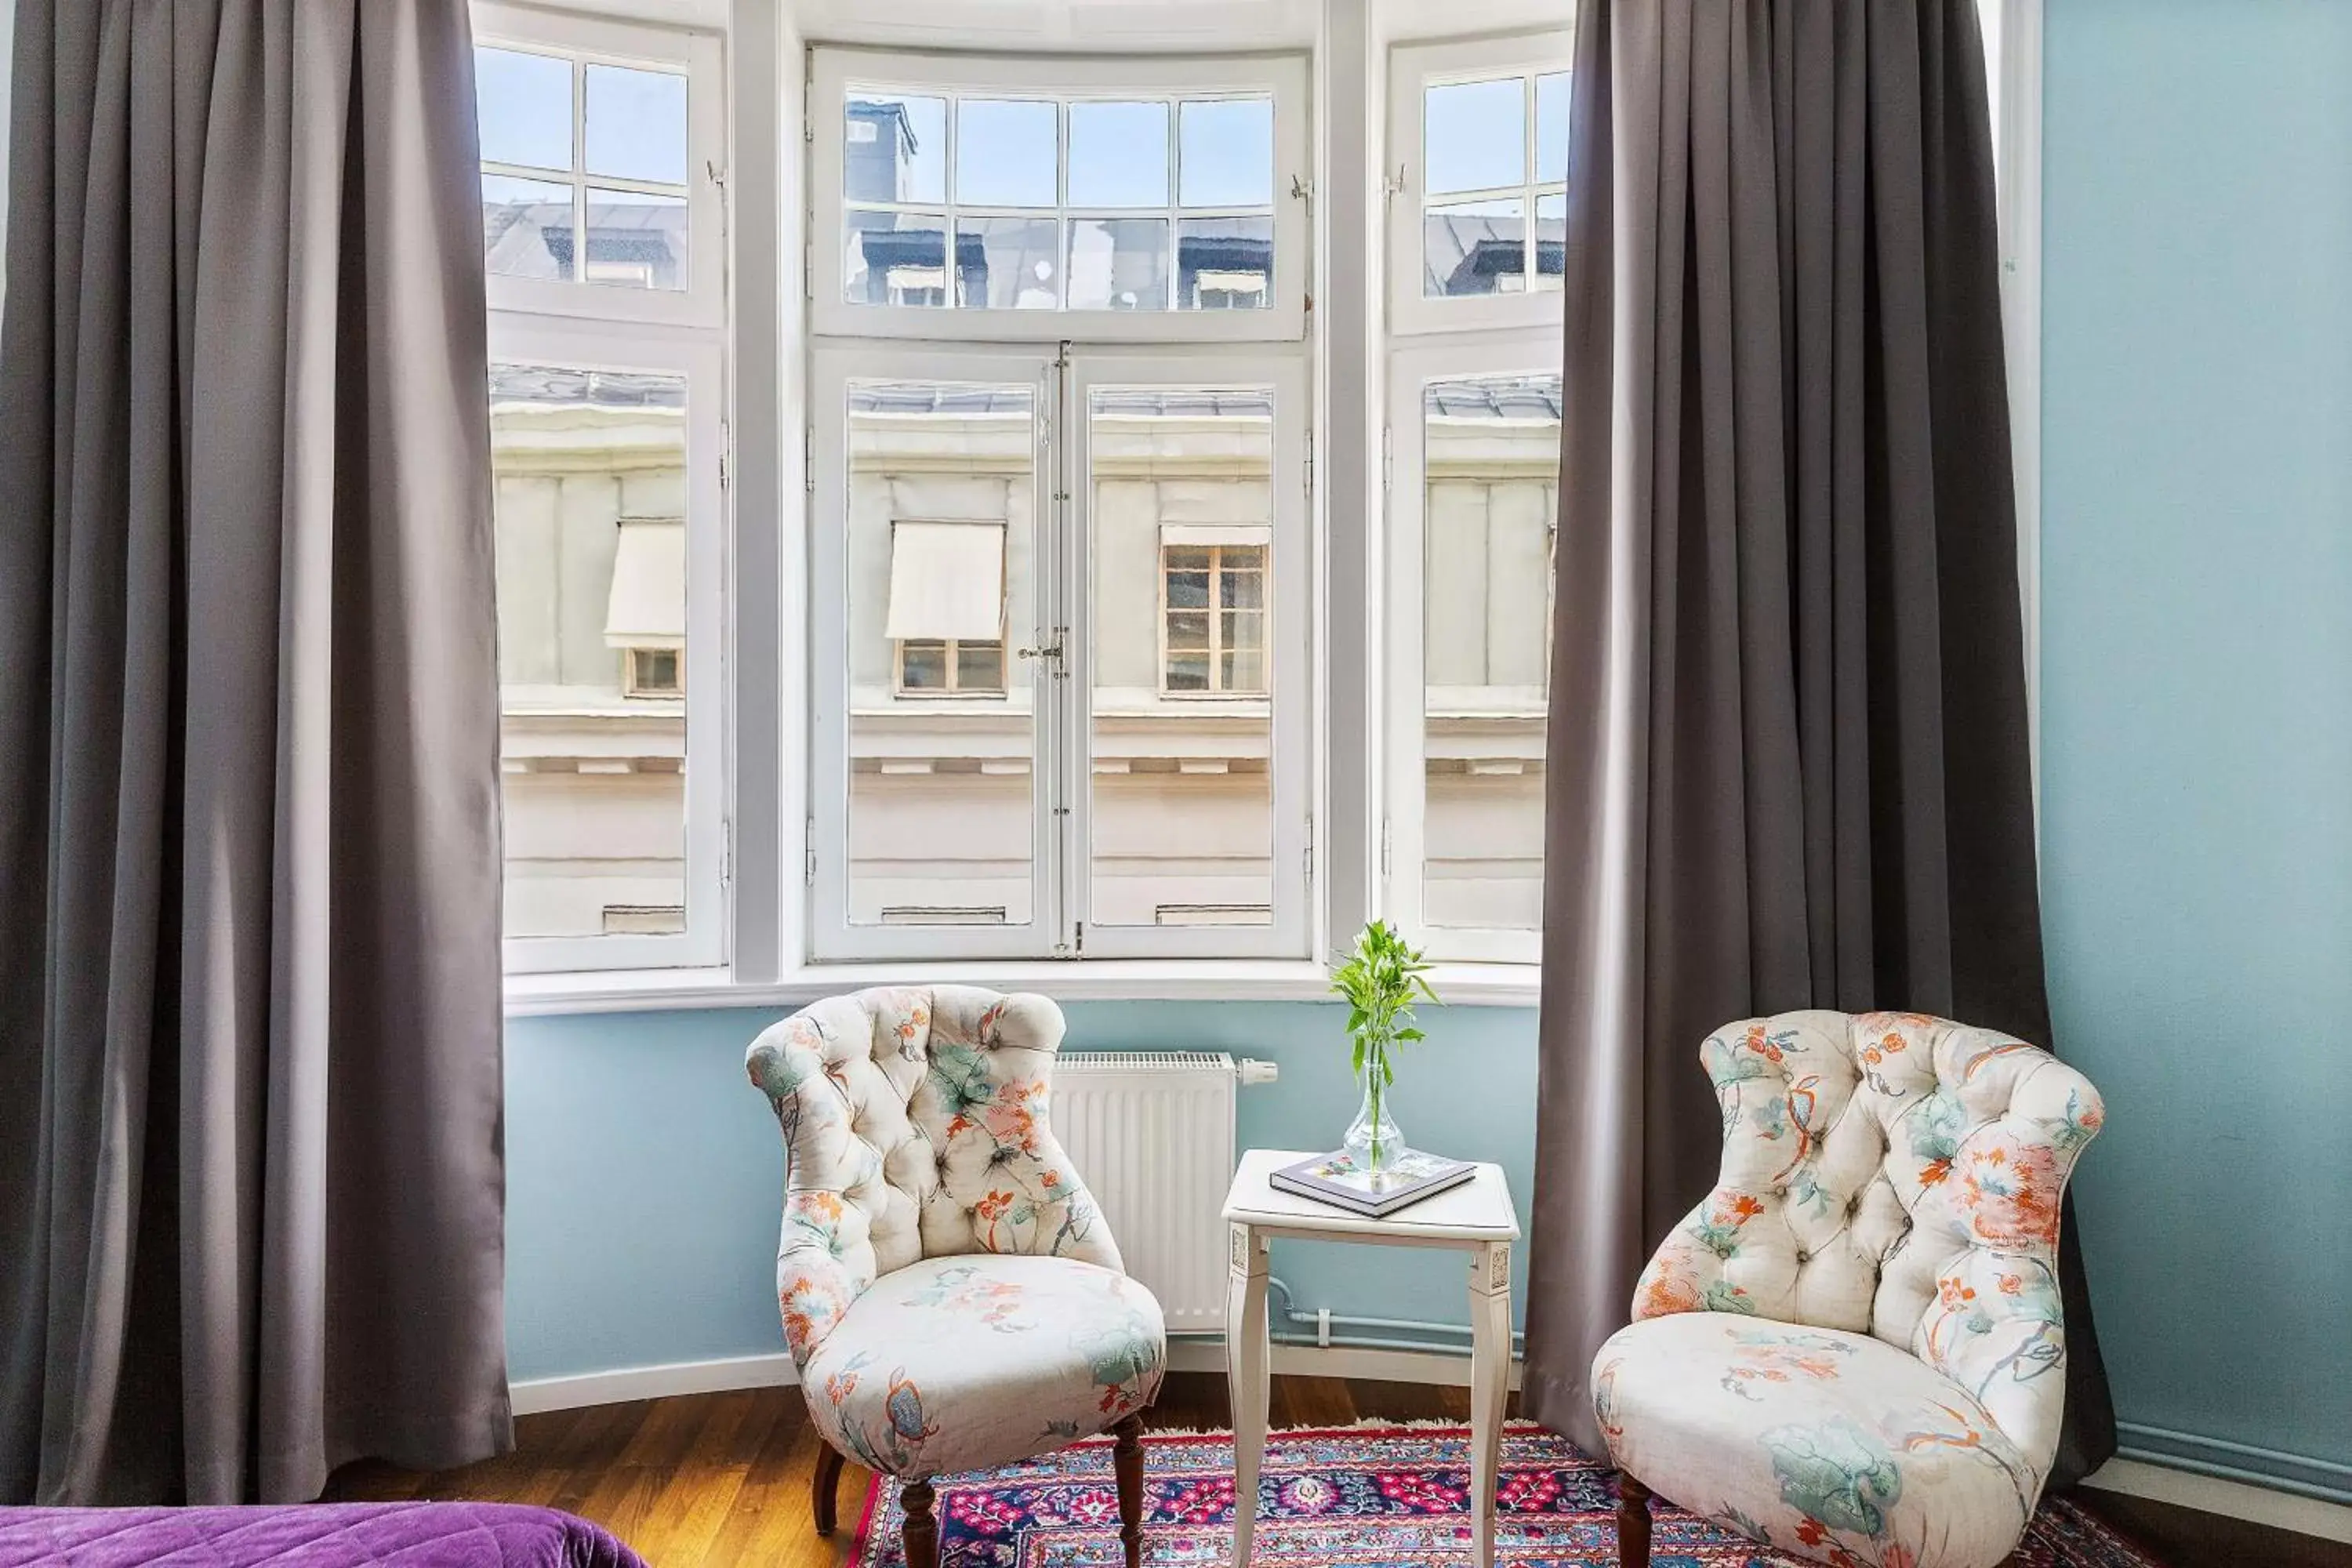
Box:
(1051, 1051), (1258, 1334)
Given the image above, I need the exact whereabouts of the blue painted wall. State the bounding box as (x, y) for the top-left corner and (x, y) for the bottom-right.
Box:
(505, 1001), (1538, 1384)
(2039, 0), (2352, 1496)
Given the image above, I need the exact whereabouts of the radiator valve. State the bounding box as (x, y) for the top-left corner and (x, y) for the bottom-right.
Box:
(1236, 1058), (1279, 1086)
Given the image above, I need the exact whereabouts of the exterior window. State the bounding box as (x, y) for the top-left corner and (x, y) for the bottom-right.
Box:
(625, 647), (684, 698)
(1160, 543), (1267, 694)
(813, 51), (1310, 343)
(897, 639), (1006, 695)
(481, 4), (727, 975)
(1388, 34), (1573, 336)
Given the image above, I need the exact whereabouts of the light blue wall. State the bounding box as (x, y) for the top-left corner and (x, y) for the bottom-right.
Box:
(2039, 0), (2352, 1497)
(505, 1001), (1538, 1383)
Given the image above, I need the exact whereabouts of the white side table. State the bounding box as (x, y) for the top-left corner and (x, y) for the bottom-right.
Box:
(1219, 1148), (1522, 1568)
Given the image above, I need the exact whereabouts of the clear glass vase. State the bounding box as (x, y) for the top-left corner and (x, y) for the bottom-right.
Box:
(1341, 1035), (1406, 1176)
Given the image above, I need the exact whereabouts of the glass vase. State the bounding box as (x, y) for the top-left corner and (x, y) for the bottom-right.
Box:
(1341, 1034), (1406, 1176)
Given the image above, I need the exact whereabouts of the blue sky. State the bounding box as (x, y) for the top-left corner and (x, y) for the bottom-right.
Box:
(475, 47), (688, 187)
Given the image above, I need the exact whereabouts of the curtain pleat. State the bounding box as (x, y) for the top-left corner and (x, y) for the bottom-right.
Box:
(0, 0), (510, 1505)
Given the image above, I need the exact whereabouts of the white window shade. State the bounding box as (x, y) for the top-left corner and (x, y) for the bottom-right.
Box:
(604, 516), (686, 649)
(1161, 523), (1271, 547)
(886, 520), (1006, 641)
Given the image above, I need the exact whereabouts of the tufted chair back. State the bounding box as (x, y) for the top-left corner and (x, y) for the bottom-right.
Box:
(745, 986), (1120, 1371)
(1632, 1010), (2102, 1465)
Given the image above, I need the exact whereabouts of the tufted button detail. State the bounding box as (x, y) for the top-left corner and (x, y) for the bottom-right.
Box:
(1795, 1247), (1811, 1263)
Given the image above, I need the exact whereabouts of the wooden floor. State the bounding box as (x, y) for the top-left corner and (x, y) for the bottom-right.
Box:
(325, 1372), (2345, 1568)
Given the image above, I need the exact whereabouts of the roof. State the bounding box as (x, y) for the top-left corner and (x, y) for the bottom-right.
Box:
(1424, 376), (1563, 421)
(1421, 212), (1567, 295)
(492, 365), (686, 409)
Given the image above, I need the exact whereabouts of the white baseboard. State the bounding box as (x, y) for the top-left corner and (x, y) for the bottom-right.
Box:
(509, 1352), (799, 1416)
(2082, 1456), (2352, 1545)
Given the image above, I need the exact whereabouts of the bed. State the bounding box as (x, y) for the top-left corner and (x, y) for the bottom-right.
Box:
(0, 1501), (645, 1566)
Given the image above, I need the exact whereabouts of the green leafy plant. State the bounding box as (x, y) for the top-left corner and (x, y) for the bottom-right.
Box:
(1330, 920), (1438, 1168)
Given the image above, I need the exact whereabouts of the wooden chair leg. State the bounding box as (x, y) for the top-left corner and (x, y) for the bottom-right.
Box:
(902, 1479), (939, 1568)
(811, 1443), (845, 1536)
(1113, 1414), (1146, 1568)
(1616, 1472), (1651, 1567)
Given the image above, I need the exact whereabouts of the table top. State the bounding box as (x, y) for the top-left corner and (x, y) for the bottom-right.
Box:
(1221, 1148), (1522, 1243)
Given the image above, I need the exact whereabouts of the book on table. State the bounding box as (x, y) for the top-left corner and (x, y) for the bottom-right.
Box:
(1268, 1148), (1476, 1218)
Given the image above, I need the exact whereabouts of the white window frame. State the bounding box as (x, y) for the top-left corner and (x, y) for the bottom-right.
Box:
(474, 2), (728, 330)
(1386, 31), (1574, 339)
(1383, 336), (1559, 966)
(492, 319), (731, 975)
(809, 48), (1312, 345)
(1067, 354), (1312, 961)
(805, 347), (1310, 964)
(808, 347), (1058, 961)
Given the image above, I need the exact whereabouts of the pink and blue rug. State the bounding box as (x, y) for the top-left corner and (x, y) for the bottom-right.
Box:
(848, 1422), (2165, 1566)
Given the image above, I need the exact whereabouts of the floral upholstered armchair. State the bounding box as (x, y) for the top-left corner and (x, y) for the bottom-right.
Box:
(1593, 1011), (2103, 1568)
(745, 987), (1165, 1568)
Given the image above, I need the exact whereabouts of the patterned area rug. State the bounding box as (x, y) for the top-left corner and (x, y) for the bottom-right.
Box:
(846, 1422), (2165, 1567)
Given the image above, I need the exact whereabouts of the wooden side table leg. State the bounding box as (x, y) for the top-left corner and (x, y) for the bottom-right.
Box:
(1466, 1242), (1512, 1568)
(1225, 1222), (1269, 1568)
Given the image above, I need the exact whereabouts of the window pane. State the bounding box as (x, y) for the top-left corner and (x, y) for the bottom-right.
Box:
(957, 216), (1062, 309)
(1424, 198), (1525, 297)
(584, 64), (688, 184)
(477, 47), (572, 172)
(1090, 387), (1276, 927)
(956, 99), (1059, 207)
(1537, 71), (1571, 183)
(1178, 98), (1274, 208)
(1177, 216), (1273, 310)
(956, 640), (1007, 692)
(583, 189), (687, 290)
(1534, 193), (1566, 291)
(899, 641), (948, 690)
(1067, 218), (1170, 310)
(481, 174), (572, 281)
(1424, 76), (1524, 194)
(844, 211), (956, 306)
(847, 93), (947, 205)
(1421, 372), (1559, 931)
(492, 362), (690, 942)
(846, 380), (1039, 927)
(1069, 101), (1170, 208)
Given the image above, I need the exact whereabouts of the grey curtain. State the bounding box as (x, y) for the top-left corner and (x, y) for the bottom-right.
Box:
(1521, 0), (2117, 1488)
(0, 0), (510, 1504)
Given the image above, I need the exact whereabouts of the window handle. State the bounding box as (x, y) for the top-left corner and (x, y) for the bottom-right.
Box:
(1017, 638), (1065, 662)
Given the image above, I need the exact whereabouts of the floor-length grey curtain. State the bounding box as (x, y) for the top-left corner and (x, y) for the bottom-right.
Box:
(0, 0), (510, 1505)
(1521, 0), (2117, 1488)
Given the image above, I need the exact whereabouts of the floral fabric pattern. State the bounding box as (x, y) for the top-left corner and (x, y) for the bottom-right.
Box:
(1595, 1315), (2039, 1568)
(746, 988), (1165, 1483)
(803, 1253), (1165, 1482)
(1601, 1010), (2103, 1568)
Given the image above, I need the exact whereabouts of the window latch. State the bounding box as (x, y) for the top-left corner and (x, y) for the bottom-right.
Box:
(1018, 637), (1065, 666)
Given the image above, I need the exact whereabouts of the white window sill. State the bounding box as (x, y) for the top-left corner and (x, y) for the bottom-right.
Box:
(503, 959), (1541, 1018)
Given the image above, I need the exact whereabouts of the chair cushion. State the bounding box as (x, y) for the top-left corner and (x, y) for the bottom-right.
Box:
(802, 1254), (1167, 1481)
(1594, 1313), (2039, 1568)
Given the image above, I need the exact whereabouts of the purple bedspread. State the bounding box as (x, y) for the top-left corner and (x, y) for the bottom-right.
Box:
(0, 1503), (645, 1567)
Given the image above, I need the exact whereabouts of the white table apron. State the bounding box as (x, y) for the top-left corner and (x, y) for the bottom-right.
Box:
(1219, 1149), (1521, 1568)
